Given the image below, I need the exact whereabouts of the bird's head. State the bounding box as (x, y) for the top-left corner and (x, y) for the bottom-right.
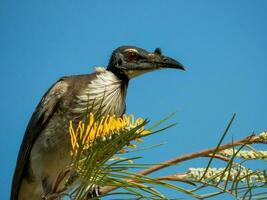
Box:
(106, 46), (185, 80)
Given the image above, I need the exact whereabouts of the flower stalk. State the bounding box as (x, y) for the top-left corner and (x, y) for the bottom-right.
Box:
(186, 167), (266, 184)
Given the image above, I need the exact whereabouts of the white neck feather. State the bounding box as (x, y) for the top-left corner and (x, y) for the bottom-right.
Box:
(73, 67), (127, 116)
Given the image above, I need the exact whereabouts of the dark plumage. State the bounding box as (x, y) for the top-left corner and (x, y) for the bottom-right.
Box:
(11, 46), (185, 200)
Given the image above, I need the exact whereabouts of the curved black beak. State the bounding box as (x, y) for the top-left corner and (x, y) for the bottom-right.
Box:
(161, 56), (185, 71)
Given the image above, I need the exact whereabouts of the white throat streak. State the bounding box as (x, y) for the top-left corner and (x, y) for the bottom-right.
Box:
(73, 67), (127, 116)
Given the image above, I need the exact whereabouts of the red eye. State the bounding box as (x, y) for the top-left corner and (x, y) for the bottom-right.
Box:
(126, 52), (139, 62)
(128, 53), (138, 61)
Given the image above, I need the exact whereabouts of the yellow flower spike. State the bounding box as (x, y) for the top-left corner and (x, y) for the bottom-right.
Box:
(91, 123), (96, 141)
(103, 115), (110, 134)
(110, 116), (116, 131)
(125, 114), (131, 126)
(96, 117), (105, 137)
(117, 118), (123, 130)
(136, 118), (144, 125)
(114, 117), (119, 131)
(107, 116), (113, 132)
(77, 121), (84, 141)
(69, 121), (76, 152)
(68, 113), (148, 156)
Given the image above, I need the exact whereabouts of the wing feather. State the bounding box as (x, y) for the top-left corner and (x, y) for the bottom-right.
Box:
(11, 79), (68, 200)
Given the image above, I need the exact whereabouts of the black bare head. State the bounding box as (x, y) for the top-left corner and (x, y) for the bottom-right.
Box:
(106, 46), (185, 81)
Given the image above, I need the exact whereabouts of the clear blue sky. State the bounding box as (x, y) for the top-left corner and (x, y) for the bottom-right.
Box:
(1, 0), (266, 199)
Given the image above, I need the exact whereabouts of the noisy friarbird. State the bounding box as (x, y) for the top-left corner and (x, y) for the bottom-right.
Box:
(11, 46), (185, 200)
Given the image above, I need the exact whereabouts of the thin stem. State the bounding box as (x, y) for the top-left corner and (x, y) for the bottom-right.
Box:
(100, 131), (266, 194)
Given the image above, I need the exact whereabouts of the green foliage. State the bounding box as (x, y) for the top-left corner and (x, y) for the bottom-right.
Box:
(52, 113), (266, 200)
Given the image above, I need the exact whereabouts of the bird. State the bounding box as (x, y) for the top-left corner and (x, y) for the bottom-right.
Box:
(11, 46), (185, 200)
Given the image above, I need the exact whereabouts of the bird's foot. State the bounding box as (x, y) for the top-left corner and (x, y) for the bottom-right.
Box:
(42, 192), (61, 200)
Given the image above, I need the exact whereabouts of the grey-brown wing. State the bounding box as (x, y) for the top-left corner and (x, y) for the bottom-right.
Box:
(11, 80), (68, 200)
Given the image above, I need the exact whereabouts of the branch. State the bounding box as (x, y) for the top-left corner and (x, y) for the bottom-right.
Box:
(156, 173), (195, 186)
(125, 173), (194, 186)
(100, 131), (267, 194)
(204, 154), (230, 162)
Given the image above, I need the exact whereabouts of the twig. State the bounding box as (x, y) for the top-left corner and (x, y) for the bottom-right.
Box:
(156, 173), (187, 181)
(156, 173), (195, 186)
(126, 173), (194, 186)
(100, 131), (266, 194)
(204, 154), (230, 162)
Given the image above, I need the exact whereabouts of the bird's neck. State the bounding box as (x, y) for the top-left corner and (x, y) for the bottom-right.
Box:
(95, 67), (129, 88)
(73, 67), (128, 117)
(87, 67), (128, 116)
(106, 66), (130, 84)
